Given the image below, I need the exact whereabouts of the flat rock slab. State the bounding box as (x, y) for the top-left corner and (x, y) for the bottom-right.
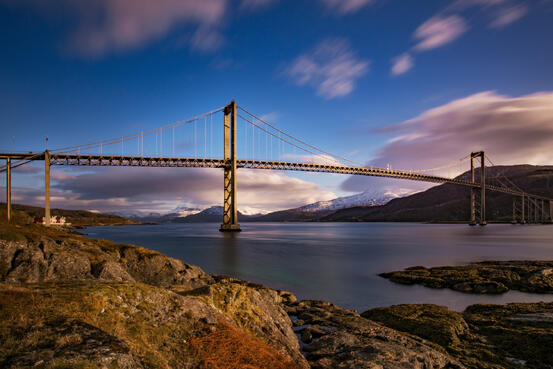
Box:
(380, 261), (553, 294)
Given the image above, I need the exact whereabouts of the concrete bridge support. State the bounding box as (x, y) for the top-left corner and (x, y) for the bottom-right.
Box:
(220, 101), (240, 232)
(45, 150), (51, 226)
(5, 158), (11, 222)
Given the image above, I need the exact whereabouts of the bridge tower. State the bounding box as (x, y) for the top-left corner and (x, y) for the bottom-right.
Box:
(5, 157), (11, 223)
(470, 151), (486, 226)
(220, 101), (241, 232)
(45, 150), (51, 226)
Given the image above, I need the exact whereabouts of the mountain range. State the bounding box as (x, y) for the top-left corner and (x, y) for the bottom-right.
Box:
(121, 190), (399, 223)
(115, 165), (553, 224)
(324, 165), (553, 223)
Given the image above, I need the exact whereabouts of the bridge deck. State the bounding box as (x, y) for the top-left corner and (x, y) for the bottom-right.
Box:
(1, 152), (550, 201)
(47, 153), (539, 199)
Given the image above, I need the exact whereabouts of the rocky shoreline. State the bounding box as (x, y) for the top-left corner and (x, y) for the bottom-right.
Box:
(1, 222), (553, 368)
(380, 261), (553, 294)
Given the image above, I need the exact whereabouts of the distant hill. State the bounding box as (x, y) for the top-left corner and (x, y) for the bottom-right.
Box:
(173, 206), (258, 223)
(324, 165), (553, 223)
(0, 203), (139, 227)
(249, 191), (398, 222)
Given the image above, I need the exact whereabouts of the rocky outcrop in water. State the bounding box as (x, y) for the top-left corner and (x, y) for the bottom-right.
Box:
(363, 302), (553, 369)
(380, 261), (553, 294)
(285, 299), (465, 369)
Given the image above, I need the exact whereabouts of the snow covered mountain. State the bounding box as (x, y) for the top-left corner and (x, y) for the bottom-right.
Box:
(298, 190), (401, 213)
(111, 190), (408, 223)
(250, 190), (409, 222)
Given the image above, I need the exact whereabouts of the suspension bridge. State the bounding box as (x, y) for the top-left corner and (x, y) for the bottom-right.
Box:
(1, 101), (552, 230)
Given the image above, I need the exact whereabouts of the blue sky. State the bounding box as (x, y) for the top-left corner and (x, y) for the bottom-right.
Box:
(1, 0), (553, 214)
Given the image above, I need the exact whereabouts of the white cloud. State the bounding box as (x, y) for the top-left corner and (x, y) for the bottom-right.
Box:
(490, 4), (528, 28)
(259, 112), (280, 123)
(319, 0), (375, 14)
(390, 53), (414, 76)
(394, 0), (529, 74)
(341, 90), (553, 192)
(413, 15), (469, 51)
(39, 166), (336, 214)
(3, 0), (227, 57)
(287, 38), (369, 99)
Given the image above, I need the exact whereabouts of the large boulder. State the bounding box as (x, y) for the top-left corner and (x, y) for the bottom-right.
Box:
(362, 304), (469, 349)
(182, 276), (310, 369)
(286, 300), (465, 369)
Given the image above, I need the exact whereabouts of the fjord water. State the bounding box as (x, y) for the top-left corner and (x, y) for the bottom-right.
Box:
(85, 223), (553, 312)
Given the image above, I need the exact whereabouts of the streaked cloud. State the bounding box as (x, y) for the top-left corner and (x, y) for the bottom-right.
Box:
(413, 15), (468, 51)
(287, 38), (369, 99)
(2, 0), (227, 57)
(42, 167), (336, 214)
(490, 4), (528, 28)
(394, 0), (530, 75)
(319, 0), (375, 14)
(341, 90), (553, 192)
(259, 112), (280, 123)
(390, 53), (414, 76)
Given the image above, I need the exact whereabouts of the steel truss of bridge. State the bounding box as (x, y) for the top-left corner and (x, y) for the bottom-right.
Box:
(2, 150), (553, 226)
(1, 101), (552, 229)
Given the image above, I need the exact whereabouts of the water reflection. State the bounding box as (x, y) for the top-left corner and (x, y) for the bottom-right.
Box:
(220, 231), (240, 276)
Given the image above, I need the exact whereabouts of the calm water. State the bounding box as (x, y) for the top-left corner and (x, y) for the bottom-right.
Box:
(84, 222), (553, 312)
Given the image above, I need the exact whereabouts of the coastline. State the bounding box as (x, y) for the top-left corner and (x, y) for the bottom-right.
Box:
(2, 222), (553, 368)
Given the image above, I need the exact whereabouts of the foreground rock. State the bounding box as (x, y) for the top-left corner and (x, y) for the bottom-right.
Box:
(178, 276), (309, 368)
(364, 302), (553, 369)
(285, 299), (465, 369)
(0, 223), (306, 369)
(0, 226), (211, 289)
(0, 282), (302, 369)
(380, 261), (553, 294)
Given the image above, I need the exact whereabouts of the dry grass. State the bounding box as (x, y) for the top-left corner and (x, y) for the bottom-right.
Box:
(190, 319), (300, 369)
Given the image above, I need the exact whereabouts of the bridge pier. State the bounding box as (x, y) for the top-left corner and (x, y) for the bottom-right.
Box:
(6, 158), (11, 223)
(512, 198), (517, 224)
(220, 101), (241, 232)
(529, 198), (533, 223)
(521, 194), (526, 224)
(469, 151), (486, 226)
(470, 157), (476, 225)
(45, 150), (51, 227)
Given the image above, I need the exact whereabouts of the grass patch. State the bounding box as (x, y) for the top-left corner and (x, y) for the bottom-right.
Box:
(190, 319), (300, 369)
